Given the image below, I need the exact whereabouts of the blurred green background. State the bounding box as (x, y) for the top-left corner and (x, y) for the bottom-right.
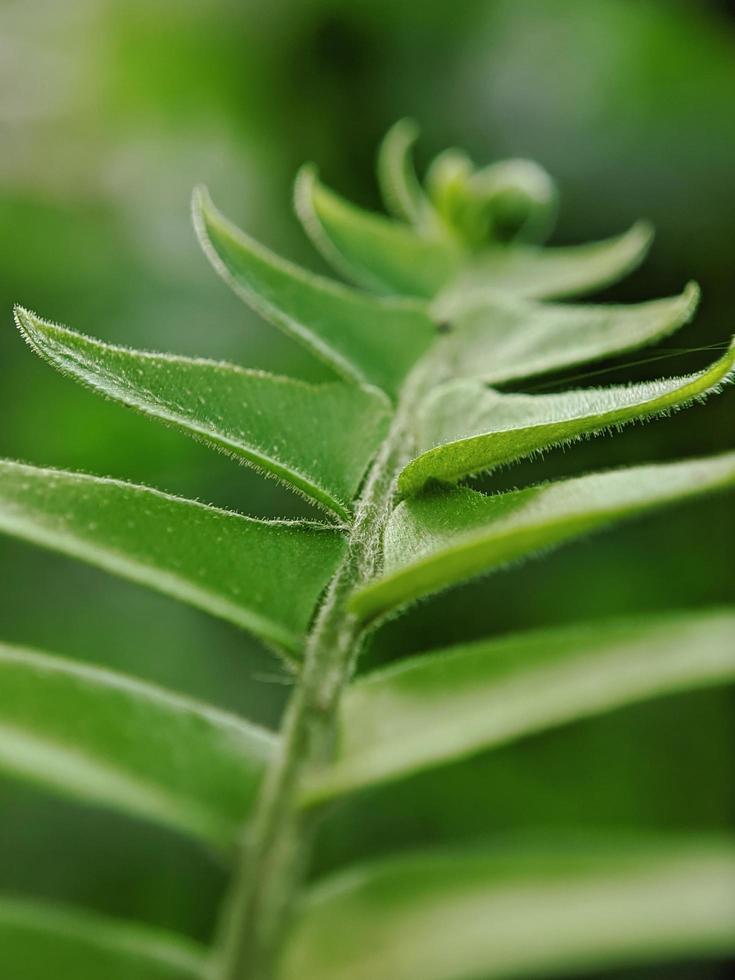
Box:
(1, 1), (734, 976)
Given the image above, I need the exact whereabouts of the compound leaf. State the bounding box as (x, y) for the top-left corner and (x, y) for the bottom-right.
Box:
(0, 897), (205, 980)
(193, 187), (435, 396)
(282, 840), (735, 980)
(305, 610), (735, 801)
(352, 453), (735, 621)
(445, 282), (700, 384)
(0, 461), (344, 656)
(0, 642), (275, 846)
(399, 338), (735, 494)
(15, 308), (390, 521)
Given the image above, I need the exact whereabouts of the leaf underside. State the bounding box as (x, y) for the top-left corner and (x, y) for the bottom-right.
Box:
(0, 460), (344, 655)
(305, 609), (735, 801)
(15, 308), (391, 520)
(0, 897), (205, 980)
(352, 453), (735, 621)
(282, 841), (735, 980)
(0, 642), (275, 846)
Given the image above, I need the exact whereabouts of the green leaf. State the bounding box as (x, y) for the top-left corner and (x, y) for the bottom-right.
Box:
(439, 221), (654, 305)
(282, 840), (735, 980)
(295, 165), (651, 301)
(295, 165), (464, 298)
(0, 896), (205, 980)
(0, 460), (344, 655)
(192, 186), (435, 396)
(445, 282), (700, 385)
(0, 642), (274, 845)
(15, 308), (390, 521)
(305, 610), (735, 801)
(351, 453), (735, 621)
(399, 336), (735, 494)
(377, 118), (427, 226)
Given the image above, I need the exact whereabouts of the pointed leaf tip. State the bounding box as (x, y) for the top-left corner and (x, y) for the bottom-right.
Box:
(377, 119), (426, 225)
(440, 219), (655, 307)
(15, 307), (391, 521)
(195, 182), (435, 395)
(447, 280), (701, 385)
(399, 333), (735, 494)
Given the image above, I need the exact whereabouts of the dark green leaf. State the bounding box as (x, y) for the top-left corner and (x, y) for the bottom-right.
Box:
(0, 642), (274, 845)
(399, 337), (735, 494)
(193, 186), (435, 396)
(15, 308), (390, 521)
(0, 460), (344, 655)
(352, 453), (735, 621)
(0, 897), (205, 980)
(306, 610), (735, 801)
(283, 840), (735, 980)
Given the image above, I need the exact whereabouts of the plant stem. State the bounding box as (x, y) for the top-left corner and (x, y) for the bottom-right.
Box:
(210, 338), (450, 980)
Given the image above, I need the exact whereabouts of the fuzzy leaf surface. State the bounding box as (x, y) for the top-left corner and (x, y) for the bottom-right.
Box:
(0, 897), (205, 980)
(296, 167), (651, 301)
(295, 166), (464, 298)
(0, 643), (274, 845)
(0, 461), (344, 654)
(193, 187), (435, 396)
(377, 119), (430, 226)
(306, 610), (735, 801)
(444, 283), (700, 384)
(282, 841), (735, 980)
(352, 453), (735, 620)
(399, 339), (735, 494)
(15, 309), (390, 520)
(440, 222), (653, 304)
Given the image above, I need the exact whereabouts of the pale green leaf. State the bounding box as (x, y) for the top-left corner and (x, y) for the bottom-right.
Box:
(0, 897), (205, 980)
(305, 610), (735, 801)
(282, 841), (735, 980)
(15, 308), (390, 521)
(351, 453), (735, 620)
(193, 186), (435, 396)
(445, 282), (700, 385)
(377, 118), (427, 225)
(439, 221), (654, 305)
(295, 165), (464, 298)
(399, 337), (735, 494)
(0, 642), (274, 845)
(0, 461), (344, 655)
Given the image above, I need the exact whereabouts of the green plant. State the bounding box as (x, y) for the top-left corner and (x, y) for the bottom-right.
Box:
(2, 120), (735, 980)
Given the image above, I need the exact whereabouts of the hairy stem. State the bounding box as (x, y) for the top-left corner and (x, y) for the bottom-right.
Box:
(210, 338), (450, 980)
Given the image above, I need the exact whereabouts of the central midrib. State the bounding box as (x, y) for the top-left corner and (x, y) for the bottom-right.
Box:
(209, 333), (452, 980)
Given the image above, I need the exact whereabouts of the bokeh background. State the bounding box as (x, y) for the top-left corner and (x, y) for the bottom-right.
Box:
(1, 1), (734, 976)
